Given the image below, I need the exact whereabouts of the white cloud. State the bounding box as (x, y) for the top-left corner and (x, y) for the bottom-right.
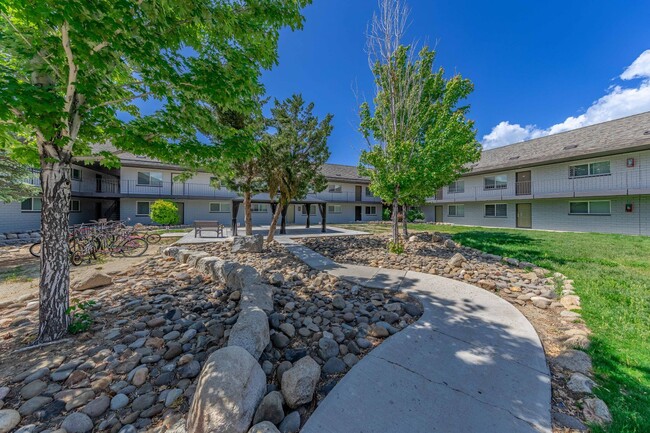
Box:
(482, 49), (650, 149)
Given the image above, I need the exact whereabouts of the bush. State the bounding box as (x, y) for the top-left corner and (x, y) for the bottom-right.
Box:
(150, 200), (179, 225)
(382, 207), (391, 221)
(387, 238), (404, 254)
(406, 208), (425, 222)
(67, 299), (96, 334)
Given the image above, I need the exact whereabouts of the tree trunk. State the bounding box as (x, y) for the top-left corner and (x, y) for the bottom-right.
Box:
(244, 191), (253, 235)
(391, 197), (399, 243)
(36, 154), (71, 343)
(267, 200), (283, 243)
(402, 204), (409, 238)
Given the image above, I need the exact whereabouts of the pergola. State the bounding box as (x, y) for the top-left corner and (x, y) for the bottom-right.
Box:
(230, 194), (327, 236)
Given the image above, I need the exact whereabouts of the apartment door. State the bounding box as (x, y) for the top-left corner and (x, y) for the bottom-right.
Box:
(95, 174), (103, 193)
(171, 173), (184, 196)
(516, 203), (532, 228)
(355, 206), (362, 221)
(174, 202), (184, 225)
(286, 205), (295, 224)
(434, 205), (443, 222)
(355, 185), (362, 201)
(516, 171), (532, 195)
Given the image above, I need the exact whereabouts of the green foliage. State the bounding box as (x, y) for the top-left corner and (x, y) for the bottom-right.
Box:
(66, 299), (96, 334)
(0, 154), (39, 202)
(387, 238), (405, 254)
(149, 200), (179, 226)
(382, 207), (392, 221)
(406, 208), (424, 222)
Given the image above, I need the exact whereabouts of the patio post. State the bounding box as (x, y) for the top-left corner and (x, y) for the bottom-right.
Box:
(319, 203), (327, 233)
(305, 203), (311, 228)
(231, 201), (239, 236)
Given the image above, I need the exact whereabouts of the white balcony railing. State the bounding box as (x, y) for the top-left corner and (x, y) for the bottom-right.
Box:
(429, 168), (650, 203)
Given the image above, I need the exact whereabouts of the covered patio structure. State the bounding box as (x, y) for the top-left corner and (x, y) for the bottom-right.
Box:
(231, 193), (327, 236)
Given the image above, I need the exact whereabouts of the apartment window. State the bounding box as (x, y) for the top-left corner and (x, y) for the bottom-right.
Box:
(137, 171), (163, 186)
(328, 204), (342, 214)
(448, 204), (465, 217)
(21, 197), (42, 212)
(328, 184), (342, 193)
(209, 202), (231, 213)
(71, 168), (82, 181)
(485, 203), (507, 217)
(569, 161), (610, 178)
(484, 175), (507, 190)
(70, 200), (81, 213)
(136, 201), (151, 216)
(251, 203), (269, 213)
(569, 200), (611, 215)
(365, 187), (375, 197)
(448, 180), (465, 194)
(299, 205), (316, 216)
(365, 206), (377, 215)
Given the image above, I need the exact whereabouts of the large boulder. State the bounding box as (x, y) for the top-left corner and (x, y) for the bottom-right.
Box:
(248, 422), (280, 433)
(72, 272), (112, 291)
(232, 235), (264, 253)
(447, 253), (466, 268)
(280, 356), (321, 409)
(227, 265), (260, 290)
(228, 307), (270, 360)
(240, 284), (274, 314)
(187, 346), (266, 433)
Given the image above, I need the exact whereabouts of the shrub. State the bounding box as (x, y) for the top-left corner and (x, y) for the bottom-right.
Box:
(387, 238), (405, 254)
(67, 299), (96, 334)
(406, 208), (425, 222)
(382, 207), (391, 221)
(150, 200), (179, 225)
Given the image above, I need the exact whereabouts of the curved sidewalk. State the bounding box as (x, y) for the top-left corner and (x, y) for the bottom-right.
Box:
(278, 239), (551, 433)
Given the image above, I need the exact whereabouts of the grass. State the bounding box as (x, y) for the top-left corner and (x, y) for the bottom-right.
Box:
(335, 223), (650, 433)
(0, 266), (36, 283)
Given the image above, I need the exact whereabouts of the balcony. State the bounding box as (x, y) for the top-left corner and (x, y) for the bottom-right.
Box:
(428, 169), (650, 203)
(120, 180), (239, 199)
(313, 191), (382, 203)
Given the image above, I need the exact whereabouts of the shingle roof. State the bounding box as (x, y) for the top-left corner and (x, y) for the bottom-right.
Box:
(470, 111), (650, 175)
(320, 163), (368, 183)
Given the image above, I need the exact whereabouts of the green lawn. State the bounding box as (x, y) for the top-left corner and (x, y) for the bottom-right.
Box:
(335, 223), (650, 433)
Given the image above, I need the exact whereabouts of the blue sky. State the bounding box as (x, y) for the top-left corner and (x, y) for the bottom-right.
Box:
(261, 0), (650, 165)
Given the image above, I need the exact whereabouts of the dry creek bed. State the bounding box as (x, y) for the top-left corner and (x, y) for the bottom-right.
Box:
(0, 241), (421, 433)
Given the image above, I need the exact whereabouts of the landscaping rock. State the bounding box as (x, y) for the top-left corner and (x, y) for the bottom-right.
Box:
(0, 410), (21, 433)
(72, 272), (113, 291)
(232, 235), (264, 253)
(82, 395), (110, 418)
(61, 412), (94, 433)
(252, 391), (285, 425)
(281, 356), (320, 409)
(228, 307), (270, 360)
(447, 253), (466, 268)
(582, 398), (612, 425)
(248, 422), (280, 433)
(186, 346), (266, 433)
(554, 350), (592, 374)
(278, 411), (300, 433)
(567, 373), (596, 394)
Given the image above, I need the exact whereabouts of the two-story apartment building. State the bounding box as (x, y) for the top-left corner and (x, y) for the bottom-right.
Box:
(0, 153), (383, 233)
(2, 112), (649, 236)
(421, 112), (650, 236)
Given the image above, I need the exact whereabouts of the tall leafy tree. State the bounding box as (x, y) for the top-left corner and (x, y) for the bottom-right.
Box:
(0, 0), (310, 343)
(0, 154), (39, 202)
(264, 94), (333, 242)
(359, 0), (480, 245)
(210, 106), (267, 236)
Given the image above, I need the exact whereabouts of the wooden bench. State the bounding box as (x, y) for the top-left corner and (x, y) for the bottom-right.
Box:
(194, 220), (224, 238)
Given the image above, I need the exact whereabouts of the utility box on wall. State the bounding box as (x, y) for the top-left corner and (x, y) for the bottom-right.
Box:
(625, 203), (634, 212)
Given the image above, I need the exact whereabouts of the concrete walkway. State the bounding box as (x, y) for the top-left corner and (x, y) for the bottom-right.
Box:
(175, 225), (368, 245)
(277, 238), (551, 433)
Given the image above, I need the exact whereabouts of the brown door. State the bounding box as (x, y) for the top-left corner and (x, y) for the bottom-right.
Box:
(516, 203), (532, 228)
(355, 185), (362, 201)
(516, 171), (531, 195)
(435, 205), (443, 222)
(355, 206), (362, 221)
